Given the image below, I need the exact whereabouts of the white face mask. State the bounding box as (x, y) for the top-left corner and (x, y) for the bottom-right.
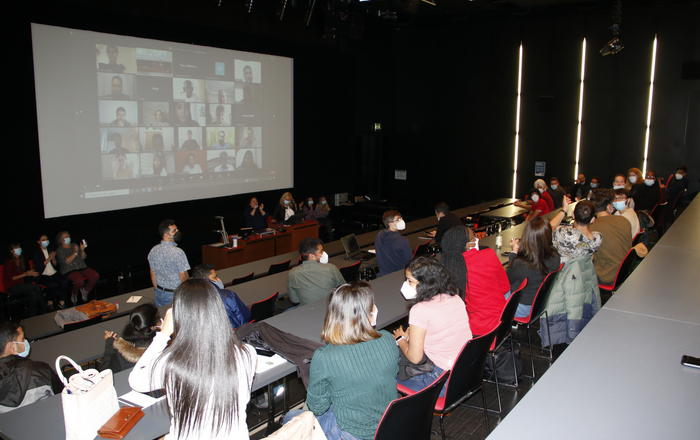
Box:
(400, 281), (417, 300)
(675, 173), (684, 180)
(613, 185), (625, 190)
(13, 340), (30, 358)
(538, 188), (544, 193)
(644, 179), (655, 186)
(369, 305), (378, 327)
(468, 238), (480, 251)
(629, 176), (637, 184)
(531, 195), (540, 204)
(319, 251), (329, 264)
(395, 220), (406, 231)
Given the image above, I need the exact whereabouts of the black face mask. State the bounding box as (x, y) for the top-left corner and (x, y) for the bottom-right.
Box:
(173, 231), (182, 243)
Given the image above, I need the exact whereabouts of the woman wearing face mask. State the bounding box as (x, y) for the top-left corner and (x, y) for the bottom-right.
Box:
(301, 197), (317, 221)
(271, 192), (296, 223)
(632, 170), (662, 212)
(506, 218), (561, 318)
(3, 244), (50, 317)
(393, 257), (471, 396)
(549, 198), (602, 264)
(626, 167), (644, 192)
(0, 320), (63, 412)
(99, 303), (161, 374)
(440, 226), (509, 337)
(55, 231), (100, 305)
(523, 187), (551, 222)
(315, 196), (333, 241)
(283, 281), (398, 440)
(32, 234), (71, 310)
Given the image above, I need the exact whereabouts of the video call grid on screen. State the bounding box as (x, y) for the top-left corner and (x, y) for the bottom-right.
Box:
(31, 23), (293, 218)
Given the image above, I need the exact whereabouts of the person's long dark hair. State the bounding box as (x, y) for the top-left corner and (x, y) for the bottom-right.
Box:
(439, 226), (469, 298)
(507, 217), (558, 276)
(406, 256), (461, 308)
(121, 303), (160, 347)
(7, 243), (25, 272)
(157, 279), (253, 438)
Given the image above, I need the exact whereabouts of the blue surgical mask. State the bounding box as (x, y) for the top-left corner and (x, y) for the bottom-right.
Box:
(64, 237), (72, 245)
(644, 179), (655, 186)
(213, 279), (224, 289)
(13, 248), (22, 256)
(41, 240), (50, 248)
(13, 340), (30, 358)
(308, 201), (313, 205)
(613, 201), (627, 211)
(283, 200), (290, 205)
(590, 183), (598, 188)
(321, 200), (326, 204)
(550, 185), (558, 190)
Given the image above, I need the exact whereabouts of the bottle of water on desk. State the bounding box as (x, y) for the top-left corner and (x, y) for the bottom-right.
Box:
(495, 223), (503, 248)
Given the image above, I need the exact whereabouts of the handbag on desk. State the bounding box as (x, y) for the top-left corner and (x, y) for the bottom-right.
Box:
(56, 355), (120, 440)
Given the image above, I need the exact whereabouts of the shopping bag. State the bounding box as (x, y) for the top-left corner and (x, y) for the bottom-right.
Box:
(56, 355), (119, 440)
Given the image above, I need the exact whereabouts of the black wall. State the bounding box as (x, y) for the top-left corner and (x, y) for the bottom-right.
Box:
(3, 1), (699, 276)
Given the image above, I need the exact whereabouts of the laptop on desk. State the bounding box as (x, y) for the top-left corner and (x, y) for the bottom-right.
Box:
(341, 233), (376, 261)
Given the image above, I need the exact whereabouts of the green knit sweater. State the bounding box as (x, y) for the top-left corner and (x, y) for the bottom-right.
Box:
(306, 330), (399, 440)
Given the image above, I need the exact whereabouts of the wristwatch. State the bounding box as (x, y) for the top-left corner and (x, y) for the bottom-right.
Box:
(395, 336), (406, 345)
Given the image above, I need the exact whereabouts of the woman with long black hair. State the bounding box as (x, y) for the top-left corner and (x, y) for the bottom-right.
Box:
(129, 279), (256, 439)
(100, 303), (161, 374)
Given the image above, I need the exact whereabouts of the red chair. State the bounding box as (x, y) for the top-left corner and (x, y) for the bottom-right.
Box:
(412, 241), (431, 258)
(513, 264), (564, 379)
(229, 272), (254, 287)
(398, 327), (498, 440)
(249, 292), (279, 323)
(374, 371), (449, 440)
(598, 248), (639, 295)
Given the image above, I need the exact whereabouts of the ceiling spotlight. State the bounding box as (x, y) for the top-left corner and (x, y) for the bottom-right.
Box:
(601, 1), (623, 56)
(600, 35), (623, 56)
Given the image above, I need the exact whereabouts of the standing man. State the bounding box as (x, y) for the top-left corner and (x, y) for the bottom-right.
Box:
(375, 210), (413, 277)
(148, 220), (190, 306)
(426, 202), (463, 244)
(287, 238), (345, 307)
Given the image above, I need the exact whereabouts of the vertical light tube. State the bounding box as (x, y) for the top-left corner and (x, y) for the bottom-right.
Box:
(512, 43), (523, 199)
(574, 38), (586, 180)
(642, 35), (658, 176)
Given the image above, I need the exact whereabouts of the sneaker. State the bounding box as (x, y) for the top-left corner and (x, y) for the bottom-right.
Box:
(80, 288), (89, 302)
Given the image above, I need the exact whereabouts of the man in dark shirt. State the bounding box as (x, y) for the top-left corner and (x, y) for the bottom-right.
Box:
(570, 173), (591, 201)
(244, 197), (269, 230)
(547, 176), (567, 209)
(426, 202), (463, 244)
(108, 133), (128, 154)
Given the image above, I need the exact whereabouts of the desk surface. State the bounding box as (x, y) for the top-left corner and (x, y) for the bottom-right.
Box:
(480, 205), (529, 219)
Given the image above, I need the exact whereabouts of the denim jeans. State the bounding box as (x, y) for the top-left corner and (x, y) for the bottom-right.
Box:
(505, 289), (531, 318)
(283, 405), (363, 440)
(397, 365), (446, 397)
(155, 287), (174, 307)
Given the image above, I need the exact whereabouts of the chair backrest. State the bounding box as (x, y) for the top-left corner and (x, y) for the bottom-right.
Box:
(339, 261), (362, 282)
(441, 326), (498, 413)
(63, 315), (102, 332)
(267, 260), (291, 275)
(249, 292), (279, 322)
(632, 228), (645, 247)
(492, 278), (527, 351)
(521, 263), (564, 325)
(230, 272), (254, 287)
(611, 248), (638, 290)
(374, 371), (449, 440)
(413, 242), (431, 258)
(672, 188), (685, 210)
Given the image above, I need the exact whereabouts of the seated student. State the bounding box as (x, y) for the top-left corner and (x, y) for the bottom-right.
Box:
(374, 210), (413, 277)
(99, 303), (161, 374)
(589, 189), (633, 285)
(627, 167), (644, 191)
(193, 264), (251, 329)
(129, 280), (256, 440)
(315, 195), (333, 241)
(632, 170), (662, 212)
(393, 257), (471, 396)
(3, 243), (49, 317)
(613, 189), (640, 238)
(287, 238), (345, 307)
(550, 197), (602, 264)
(283, 281), (399, 440)
(0, 320), (63, 412)
(244, 197), (269, 230)
(425, 202), (463, 244)
(547, 176), (567, 209)
(506, 218), (561, 318)
(663, 165), (689, 226)
(440, 226), (508, 337)
(515, 188), (551, 222)
(534, 179), (555, 211)
(570, 173), (591, 201)
(271, 192), (297, 224)
(301, 197), (317, 221)
(32, 234), (71, 310)
(55, 231), (100, 305)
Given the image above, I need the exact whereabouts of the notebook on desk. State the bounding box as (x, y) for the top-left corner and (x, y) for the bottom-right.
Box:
(341, 233), (376, 261)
